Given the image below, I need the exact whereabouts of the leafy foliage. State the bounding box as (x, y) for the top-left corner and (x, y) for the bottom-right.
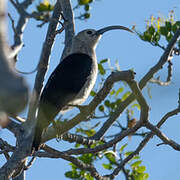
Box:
(34, 0), (96, 23)
(75, 0), (94, 20)
(135, 10), (180, 49)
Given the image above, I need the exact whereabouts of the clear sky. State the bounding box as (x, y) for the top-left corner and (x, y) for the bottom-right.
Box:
(1, 0), (180, 179)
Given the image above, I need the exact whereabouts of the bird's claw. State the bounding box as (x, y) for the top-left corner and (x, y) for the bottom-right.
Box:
(52, 120), (62, 142)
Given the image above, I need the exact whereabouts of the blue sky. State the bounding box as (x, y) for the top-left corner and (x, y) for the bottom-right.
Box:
(1, 0), (180, 179)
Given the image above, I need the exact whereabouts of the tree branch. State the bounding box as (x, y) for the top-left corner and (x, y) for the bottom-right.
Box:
(42, 132), (97, 146)
(59, 0), (75, 60)
(106, 95), (180, 179)
(42, 70), (135, 142)
(93, 27), (180, 140)
(9, 0), (35, 60)
(39, 145), (105, 180)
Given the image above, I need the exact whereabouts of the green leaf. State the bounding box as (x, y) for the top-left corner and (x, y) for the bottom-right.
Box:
(79, 154), (93, 164)
(143, 173), (149, 180)
(147, 26), (155, 35)
(75, 143), (81, 148)
(84, 173), (93, 180)
(125, 151), (133, 157)
(104, 152), (117, 164)
(90, 90), (96, 97)
(110, 89), (115, 96)
(84, 13), (91, 19)
(131, 103), (141, 110)
(116, 99), (122, 104)
(120, 143), (128, 152)
(159, 26), (168, 36)
(36, 0), (53, 12)
(69, 163), (77, 170)
(110, 102), (116, 109)
(115, 87), (124, 96)
(136, 173), (149, 180)
(98, 105), (104, 112)
(136, 166), (146, 173)
(143, 31), (152, 42)
(102, 163), (113, 170)
(131, 160), (142, 168)
(100, 59), (108, 64)
(98, 63), (106, 75)
(79, 0), (91, 5)
(65, 171), (80, 179)
(104, 100), (110, 107)
(122, 91), (131, 101)
(166, 32), (173, 42)
(84, 129), (96, 137)
(132, 155), (140, 160)
(165, 21), (172, 31)
(84, 4), (90, 11)
(172, 21), (180, 33)
(152, 32), (160, 44)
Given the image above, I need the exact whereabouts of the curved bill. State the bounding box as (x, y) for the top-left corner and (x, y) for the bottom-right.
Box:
(96, 25), (133, 35)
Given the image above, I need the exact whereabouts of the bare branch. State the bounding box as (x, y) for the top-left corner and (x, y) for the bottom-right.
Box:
(39, 145), (106, 180)
(93, 27), (180, 140)
(0, 138), (15, 154)
(150, 60), (173, 86)
(9, 0), (34, 61)
(24, 157), (36, 170)
(42, 70), (135, 142)
(59, 0), (75, 60)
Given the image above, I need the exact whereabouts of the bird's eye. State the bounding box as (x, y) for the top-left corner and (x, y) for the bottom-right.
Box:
(86, 30), (93, 35)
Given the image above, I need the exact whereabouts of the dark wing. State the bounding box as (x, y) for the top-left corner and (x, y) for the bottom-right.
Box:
(40, 53), (93, 121)
(32, 53), (93, 150)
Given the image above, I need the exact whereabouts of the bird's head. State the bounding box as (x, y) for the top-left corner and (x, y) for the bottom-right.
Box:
(75, 29), (101, 50)
(71, 25), (133, 57)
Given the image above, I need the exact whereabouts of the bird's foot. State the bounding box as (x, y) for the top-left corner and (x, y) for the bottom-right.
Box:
(52, 120), (63, 142)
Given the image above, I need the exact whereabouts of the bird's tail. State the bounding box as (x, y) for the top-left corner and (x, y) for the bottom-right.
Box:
(32, 110), (46, 151)
(32, 124), (43, 151)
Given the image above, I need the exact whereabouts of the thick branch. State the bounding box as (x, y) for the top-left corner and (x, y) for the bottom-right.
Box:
(59, 0), (75, 60)
(9, 0), (35, 60)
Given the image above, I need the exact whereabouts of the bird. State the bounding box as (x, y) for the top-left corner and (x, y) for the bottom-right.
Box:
(32, 25), (133, 151)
